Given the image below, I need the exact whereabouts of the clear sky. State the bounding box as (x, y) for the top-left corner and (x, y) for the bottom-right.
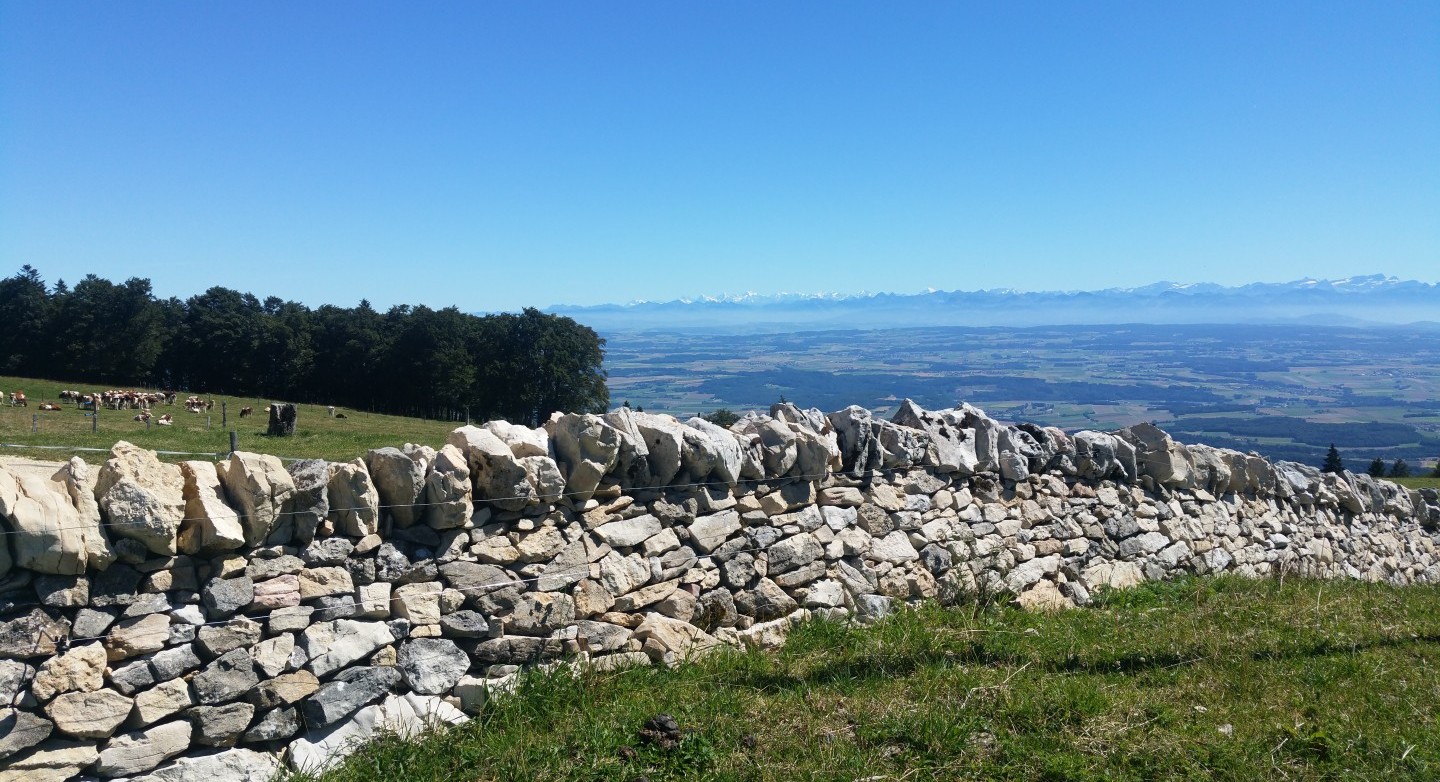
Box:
(1, 2), (1436, 312)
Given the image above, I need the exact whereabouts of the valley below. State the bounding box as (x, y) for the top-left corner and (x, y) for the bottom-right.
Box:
(604, 322), (1440, 471)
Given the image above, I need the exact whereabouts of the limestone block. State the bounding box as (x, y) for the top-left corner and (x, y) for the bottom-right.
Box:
(96, 719), (192, 776)
(423, 444), (473, 530)
(177, 461), (245, 555)
(326, 458), (380, 537)
(105, 613), (170, 661)
(133, 678), (194, 726)
(367, 445), (430, 529)
(0, 460), (114, 574)
(447, 425), (535, 511)
(46, 688), (133, 738)
(95, 441), (187, 556)
(547, 413), (622, 502)
(30, 642), (106, 701)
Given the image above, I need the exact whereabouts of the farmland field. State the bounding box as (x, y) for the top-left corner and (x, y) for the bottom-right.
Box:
(603, 323), (1440, 471)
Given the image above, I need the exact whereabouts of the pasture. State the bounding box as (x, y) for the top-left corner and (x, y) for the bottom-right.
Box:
(0, 374), (458, 464)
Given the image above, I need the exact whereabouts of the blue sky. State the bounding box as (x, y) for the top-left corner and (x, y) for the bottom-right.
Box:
(1, 2), (1436, 312)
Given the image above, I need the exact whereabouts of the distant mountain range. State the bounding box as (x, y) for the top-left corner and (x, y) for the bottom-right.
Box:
(547, 275), (1440, 332)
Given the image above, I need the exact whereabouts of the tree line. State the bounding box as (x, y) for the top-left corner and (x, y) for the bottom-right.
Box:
(0, 265), (608, 424)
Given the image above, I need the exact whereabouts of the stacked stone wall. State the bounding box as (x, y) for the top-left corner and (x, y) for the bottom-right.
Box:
(0, 400), (1437, 780)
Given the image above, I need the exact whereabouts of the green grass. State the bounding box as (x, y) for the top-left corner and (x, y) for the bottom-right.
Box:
(1393, 476), (1440, 491)
(297, 576), (1440, 782)
(0, 374), (458, 464)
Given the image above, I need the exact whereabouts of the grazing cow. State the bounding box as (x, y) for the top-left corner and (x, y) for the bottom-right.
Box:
(239, 406), (253, 418)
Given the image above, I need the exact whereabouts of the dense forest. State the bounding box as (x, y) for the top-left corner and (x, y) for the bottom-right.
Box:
(0, 266), (608, 424)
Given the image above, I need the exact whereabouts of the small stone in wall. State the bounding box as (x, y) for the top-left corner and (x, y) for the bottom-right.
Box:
(45, 688), (133, 738)
(95, 719), (192, 776)
(133, 678), (194, 726)
(189, 701), (255, 747)
(104, 613), (170, 661)
(30, 642), (106, 701)
(0, 707), (52, 761)
(0, 609), (69, 659)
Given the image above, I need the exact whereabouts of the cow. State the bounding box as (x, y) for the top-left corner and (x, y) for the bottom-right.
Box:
(156, 414), (173, 426)
(38, 402), (61, 411)
(239, 406), (253, 418)
(9, 392), (26, 407)
(335, 412), (348, 419)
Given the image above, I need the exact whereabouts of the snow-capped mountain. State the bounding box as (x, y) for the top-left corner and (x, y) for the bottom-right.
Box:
(546, 275), (1439, 332)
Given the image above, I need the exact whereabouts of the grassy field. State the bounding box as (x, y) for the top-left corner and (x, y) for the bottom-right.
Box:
(297, 576), (1440, 782)
(1394, 476), (1440, 491)
(0, 375), (458, 464)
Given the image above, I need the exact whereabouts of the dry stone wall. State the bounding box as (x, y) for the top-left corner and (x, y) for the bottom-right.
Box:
(0, 400), (1437, 780)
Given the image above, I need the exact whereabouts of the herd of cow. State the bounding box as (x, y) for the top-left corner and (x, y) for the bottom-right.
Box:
(7, 388), (223, 425)
(10, 389), (303, 429)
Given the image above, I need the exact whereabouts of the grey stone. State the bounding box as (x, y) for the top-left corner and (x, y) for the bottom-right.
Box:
(121, 592), (173, 618)
(720, 553), (758, 589)
(469, 636), (564, 665)
(734, 578), (799, 622)
(196, 618), (263, 659)
(300, 665), (401, 727)
(696, 589), (739, 629)
(0, 608), (69, 659)
(192, 648), (259, 705)
(506, 592), (576, 636)
(89, 562), (143, 607)
(34, 575), (88, 609)
(397, 638), (470, 695)
(189, 701), (255, 747)
(919, 543), (952, 573)
(301, 537), (354, 566)
(201, 577), (254, 618)
(593, 514), (663, 548)
(438, 610), (489, 638)
(242, 705), (298, 743)
(149, 644), (202, 680)
(71, 608), (117, 640)
(108, 657), (157, 695)
(298, 620), (395, 677)
(0, 660), (34, 706)
(243, 554), (304, 580)
(0, 707), (52, 760)
(766, 533), (823, 575)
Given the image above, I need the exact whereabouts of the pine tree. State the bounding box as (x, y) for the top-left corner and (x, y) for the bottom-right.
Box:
(1432, 459), (1440, 478)
(1367, 458), (1387, 478)
(1321, 444), (1343, 474)
(1389, 459), (1410, 479)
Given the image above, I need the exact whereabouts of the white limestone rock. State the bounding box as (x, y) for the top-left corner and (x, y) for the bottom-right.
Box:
(0, 460), (115, 574)
(326, 458), (381, 537)
(547, 413), (622, 502)
(423, 444), (472, 530)
(178, 460), (245, 554)
(217, 451), (298, 545)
